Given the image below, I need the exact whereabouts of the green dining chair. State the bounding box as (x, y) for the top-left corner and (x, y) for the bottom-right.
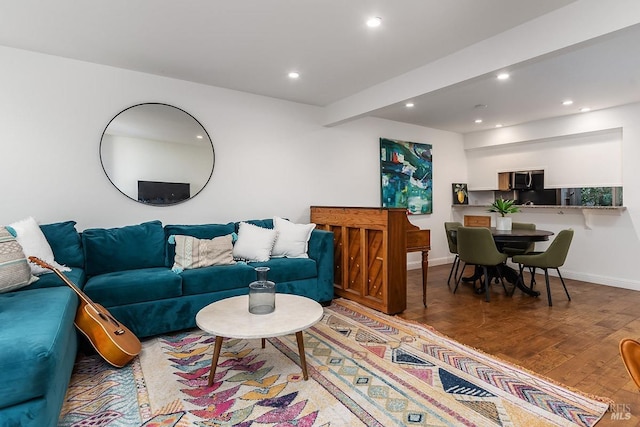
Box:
(444, 222), (462, 288)
(502, 222), (537, 288)
(454, 226), (508, 302)
(512, 229), (574, 306)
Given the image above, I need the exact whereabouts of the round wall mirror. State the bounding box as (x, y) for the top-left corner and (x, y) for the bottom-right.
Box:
(100, 103), (215, 206)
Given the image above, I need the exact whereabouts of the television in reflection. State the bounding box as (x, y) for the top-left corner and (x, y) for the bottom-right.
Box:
(138, 180), (190, 205)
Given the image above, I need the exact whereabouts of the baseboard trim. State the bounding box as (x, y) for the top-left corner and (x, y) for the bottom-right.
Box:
(556, 269), (640, 291)
(409, 258), (640, 291)
(408, 256), (453, 270)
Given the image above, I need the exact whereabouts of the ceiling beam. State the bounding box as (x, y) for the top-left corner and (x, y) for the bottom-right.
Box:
(322, 0), (640, 127)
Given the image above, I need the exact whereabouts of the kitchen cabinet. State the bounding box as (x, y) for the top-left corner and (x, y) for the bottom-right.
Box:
(498, 172), (511, 191)
(463, 215), (492, 227)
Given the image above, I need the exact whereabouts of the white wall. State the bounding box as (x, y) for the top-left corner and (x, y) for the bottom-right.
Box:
(462, 102), (640, 290)
(0, 46), (465, 269)
(466, 128), (622, 190)
(3, 46), (637, 289)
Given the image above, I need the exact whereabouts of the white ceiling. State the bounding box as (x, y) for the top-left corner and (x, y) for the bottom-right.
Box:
(1, 0), (639, 134)
(372, 24), (640, 133)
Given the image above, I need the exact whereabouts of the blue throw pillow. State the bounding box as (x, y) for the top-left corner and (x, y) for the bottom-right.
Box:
(40, 221), (84, 268)
(82, 220), (165, 276)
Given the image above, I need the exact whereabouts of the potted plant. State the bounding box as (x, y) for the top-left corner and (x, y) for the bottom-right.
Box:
(488, 198), (519, 230)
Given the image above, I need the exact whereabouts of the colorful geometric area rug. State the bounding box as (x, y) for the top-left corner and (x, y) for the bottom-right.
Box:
(59, 298), (608, 427)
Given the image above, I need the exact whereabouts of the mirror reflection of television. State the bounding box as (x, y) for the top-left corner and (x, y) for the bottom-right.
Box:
(138, 181), (190, 204)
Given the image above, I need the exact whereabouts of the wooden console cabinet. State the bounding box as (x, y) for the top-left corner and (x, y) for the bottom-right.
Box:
(310, 206), (429, 314)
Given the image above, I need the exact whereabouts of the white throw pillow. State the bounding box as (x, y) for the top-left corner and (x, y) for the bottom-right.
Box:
(271, 216), (316, 258)
(8, 217), (70, 275)
(232, 222), (278, 262)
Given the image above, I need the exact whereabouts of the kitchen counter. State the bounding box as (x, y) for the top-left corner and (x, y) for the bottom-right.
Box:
(452, 204), (625, 210)
(452, 204), (626, 229)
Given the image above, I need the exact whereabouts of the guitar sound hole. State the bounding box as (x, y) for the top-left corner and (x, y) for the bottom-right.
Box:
(98, 312), (121, 327)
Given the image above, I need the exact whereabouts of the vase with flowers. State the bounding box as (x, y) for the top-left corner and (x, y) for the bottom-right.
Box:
(488, 198), (519, 230)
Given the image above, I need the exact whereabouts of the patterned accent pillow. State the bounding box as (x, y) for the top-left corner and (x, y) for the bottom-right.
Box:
(171, 234), (236, 272)
(0, 226), (37, 293)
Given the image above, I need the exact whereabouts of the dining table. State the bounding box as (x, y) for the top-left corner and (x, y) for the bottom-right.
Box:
(451, 227), (554, 297)
(490, 227), (554, 246)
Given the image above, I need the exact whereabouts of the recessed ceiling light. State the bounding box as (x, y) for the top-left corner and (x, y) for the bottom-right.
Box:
(196, 135), (203, 139)
(495, 124), (503, 128)
(288, 71), (300, 79)
(497, 72), (510, 80)
(580, 107), (591, 112)
(405, 102), (414, 108)
(474, 119), (483, 124)
(562, 100), (574, 106)
(366, 17), (382, 27)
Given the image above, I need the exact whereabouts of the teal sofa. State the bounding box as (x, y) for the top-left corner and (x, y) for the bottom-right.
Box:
(0, 221), (84, 427)
(0, 218), (333, 426)
(80, 219), (334, 338)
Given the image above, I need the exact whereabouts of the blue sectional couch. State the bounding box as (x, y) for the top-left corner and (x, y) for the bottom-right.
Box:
(0, 221), (83, 427)
(0, 218), (333, 427)
(81, 219), (334, 338)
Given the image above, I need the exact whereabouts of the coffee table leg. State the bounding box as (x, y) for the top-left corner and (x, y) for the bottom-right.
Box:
(208, 336), (224, 387)
(295, 331), (309, 380)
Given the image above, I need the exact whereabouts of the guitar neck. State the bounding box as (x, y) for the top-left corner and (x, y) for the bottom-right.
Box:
(48, 266), (95, 308)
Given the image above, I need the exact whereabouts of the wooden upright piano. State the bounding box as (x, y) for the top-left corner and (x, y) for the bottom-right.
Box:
(310, 206), (430, 314)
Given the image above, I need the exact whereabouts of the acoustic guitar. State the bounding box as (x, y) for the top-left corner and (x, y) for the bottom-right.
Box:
(29, 256), (141, 368)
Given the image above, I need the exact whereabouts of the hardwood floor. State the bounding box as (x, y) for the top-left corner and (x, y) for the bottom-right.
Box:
(399, 264), (640, 426)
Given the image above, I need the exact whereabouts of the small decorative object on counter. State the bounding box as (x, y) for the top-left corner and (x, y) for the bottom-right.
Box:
(489, 198), (519, 231)
(452, 183), (469, 205)
(249, 266), (276, 314)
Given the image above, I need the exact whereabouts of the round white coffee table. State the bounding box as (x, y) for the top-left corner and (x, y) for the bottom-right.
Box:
(196, 294), (323, 386)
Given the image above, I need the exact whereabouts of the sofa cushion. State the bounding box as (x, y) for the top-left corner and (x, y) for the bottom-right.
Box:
(164, 222), (235, 267)
(40, 220), (84, 268)
(21, 267), (86, 291)
(0, 286), (77, 408)
(180, 263), (257, 296)
(82, 220), (165, 276)
(235, 218), (274, 232)
(83, 267), (182, 306)
(249, 258), (317, 283)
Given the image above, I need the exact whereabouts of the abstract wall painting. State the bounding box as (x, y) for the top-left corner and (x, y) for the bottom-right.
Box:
(380, 138), (432, 215)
